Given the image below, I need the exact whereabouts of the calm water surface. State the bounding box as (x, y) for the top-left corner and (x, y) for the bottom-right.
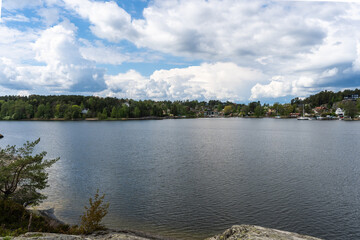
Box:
(1, 119), (360, 239)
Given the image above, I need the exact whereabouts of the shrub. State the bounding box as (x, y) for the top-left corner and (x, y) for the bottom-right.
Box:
(79, 190), (109, 234)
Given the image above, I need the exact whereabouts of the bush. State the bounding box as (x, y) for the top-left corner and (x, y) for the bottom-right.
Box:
(79, 190), (109, 234)
(0, 199), (71, 237)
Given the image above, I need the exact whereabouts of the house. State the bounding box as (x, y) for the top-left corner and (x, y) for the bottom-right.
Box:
(266, 108), (276, 117)
(81, 109), (89, 115)
(335, 108), (344, 117)
(313, 106), (327, 114)
(204, 110), (219, 117)
(344, 94), (359, 100)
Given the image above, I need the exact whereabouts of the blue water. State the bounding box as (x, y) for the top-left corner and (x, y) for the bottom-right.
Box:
(1, 119), (360, 239)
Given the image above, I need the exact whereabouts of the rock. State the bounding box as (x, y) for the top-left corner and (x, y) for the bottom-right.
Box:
(0, 134), (3, 138)
(28, 208), (65, 228)
(1, 225), (322, 240)
(3, 231), (165, 240)
(206, 225), (322, 240)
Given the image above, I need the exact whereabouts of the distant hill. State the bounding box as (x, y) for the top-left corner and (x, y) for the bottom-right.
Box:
(291, 89), (360, 107)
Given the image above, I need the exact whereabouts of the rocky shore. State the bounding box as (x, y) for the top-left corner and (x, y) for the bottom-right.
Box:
(0, 225), (322, 240)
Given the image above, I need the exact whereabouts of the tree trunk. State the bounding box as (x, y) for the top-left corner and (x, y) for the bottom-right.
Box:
(28, 212), (32, 232)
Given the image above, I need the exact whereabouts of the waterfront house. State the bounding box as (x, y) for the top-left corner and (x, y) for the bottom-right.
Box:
(313, 106), (327, 115)
(81, 108), (89, 115)
(204, 110), (219, 117)
(335, 108), (344, 117)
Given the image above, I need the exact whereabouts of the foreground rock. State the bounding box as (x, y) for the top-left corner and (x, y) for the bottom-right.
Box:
(206, 225), (322, 240)
(1, 225), (322, 240)
(4, 230), (169, 240)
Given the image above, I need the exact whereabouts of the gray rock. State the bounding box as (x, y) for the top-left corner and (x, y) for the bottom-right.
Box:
(0, 225), (322, 240)
(206, 225), (322, 240)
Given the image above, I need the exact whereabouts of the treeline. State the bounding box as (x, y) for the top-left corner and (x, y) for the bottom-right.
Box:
(0, 88), (359, 120)
(0, 95), (244, 120)
(291, 89), (360, 107)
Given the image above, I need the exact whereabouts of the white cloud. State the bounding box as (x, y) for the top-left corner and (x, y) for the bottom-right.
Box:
(101, 62), (266, 101)
(2, 0), (61, 10)
(37, 7), (60, 26)
(320, 68), (338, 78)
(2, 0), (42, 10)
(80, 44), (129, 65)
(0, 25), (37, 62)
(63, 0), (335, 63)
(0, 22), (106, 92)
(2, 14), (30, 22)
(61, 0), (360, 101)
(2, 0), (360, 102)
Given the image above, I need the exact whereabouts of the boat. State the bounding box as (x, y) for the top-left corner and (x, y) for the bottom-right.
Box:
(275, 115), (281, 119)
(297, 104), (309, 120)
(297, 116), (309, 120)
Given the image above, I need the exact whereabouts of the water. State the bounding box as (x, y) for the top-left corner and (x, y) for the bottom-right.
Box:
(1, 118), (360, 239)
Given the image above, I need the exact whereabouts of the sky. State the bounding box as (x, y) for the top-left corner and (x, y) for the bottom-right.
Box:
(0, 0), (360, 103)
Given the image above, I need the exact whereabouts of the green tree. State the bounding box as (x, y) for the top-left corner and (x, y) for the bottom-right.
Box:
(223, 105), (233, 115)
(110, 106), (117, 119)
(133, 107), (141, 118)
(0, 139), (59, 205)
(343, 101), (358, 118)
(71, 105), (81, 119)
(119, 105), (129, 118)
(254, 105), (264, 117)
(35, 104), (45, 119)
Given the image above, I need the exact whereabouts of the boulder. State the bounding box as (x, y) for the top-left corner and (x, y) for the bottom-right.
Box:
(206, 225), (322, 240)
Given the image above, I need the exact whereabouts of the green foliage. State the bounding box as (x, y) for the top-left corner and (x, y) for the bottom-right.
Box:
(0, 139), (59, 205)
(254, 105), (264, 117)
(0, 199), (66, 237)
(223, 105), (233, 115)
(79, 190), (109, 234)
(343, 101), (358, 118)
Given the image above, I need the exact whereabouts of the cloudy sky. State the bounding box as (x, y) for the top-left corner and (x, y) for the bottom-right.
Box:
(0, 0), (360, 103)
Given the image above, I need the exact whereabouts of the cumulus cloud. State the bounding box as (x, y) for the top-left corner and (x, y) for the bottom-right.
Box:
(0, 21), (106, 92)
(2, 0), (360, 102)
(60, 0), (360, 101)
(80, 44), (130, 65)
(100, 62), (266, 101)
(63, 0), (333, 63)
(37, 7), (60, 26)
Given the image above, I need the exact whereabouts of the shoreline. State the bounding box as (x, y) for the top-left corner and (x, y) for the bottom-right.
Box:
(27, 209), (322, 240)
(3, 225), (322, 240)
(0, 116), (359, 121)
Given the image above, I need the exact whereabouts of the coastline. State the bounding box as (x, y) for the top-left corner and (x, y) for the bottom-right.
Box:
(0, 116), (359, 121)
(22, 209), (322, 240)
(2, 225), (322, 240)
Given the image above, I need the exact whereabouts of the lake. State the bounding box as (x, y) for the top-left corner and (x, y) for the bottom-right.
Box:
(1, 119), (360, 239)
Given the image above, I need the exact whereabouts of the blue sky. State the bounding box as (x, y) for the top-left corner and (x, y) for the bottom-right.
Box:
(0, 0), (360, 103)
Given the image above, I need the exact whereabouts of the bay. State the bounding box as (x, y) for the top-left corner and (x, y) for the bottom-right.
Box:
(1, 119), (360, 239)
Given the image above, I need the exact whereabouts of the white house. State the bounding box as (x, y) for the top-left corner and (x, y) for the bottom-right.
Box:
(335, 108), (344, 116)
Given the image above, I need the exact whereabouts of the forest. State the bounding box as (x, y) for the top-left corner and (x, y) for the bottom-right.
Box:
(0, 88), (359, 120)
